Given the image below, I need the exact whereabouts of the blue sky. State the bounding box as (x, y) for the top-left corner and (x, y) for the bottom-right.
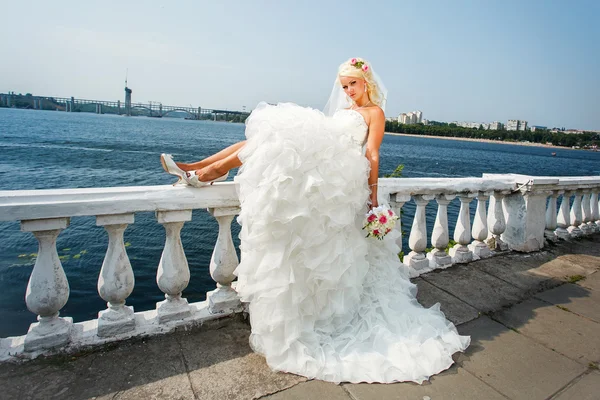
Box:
(2, 0), (599, 130)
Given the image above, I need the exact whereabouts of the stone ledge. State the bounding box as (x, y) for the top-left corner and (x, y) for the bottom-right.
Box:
(0, 300), (244, 363)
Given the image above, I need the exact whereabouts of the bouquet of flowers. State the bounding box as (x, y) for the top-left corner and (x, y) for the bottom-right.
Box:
(363, 205), (399, 240)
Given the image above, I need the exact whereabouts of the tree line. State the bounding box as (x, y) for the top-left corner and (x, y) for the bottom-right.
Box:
(385, 121), (600, 149)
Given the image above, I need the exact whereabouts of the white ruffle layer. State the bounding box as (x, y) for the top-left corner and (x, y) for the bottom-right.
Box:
(233, 102), (470, 384)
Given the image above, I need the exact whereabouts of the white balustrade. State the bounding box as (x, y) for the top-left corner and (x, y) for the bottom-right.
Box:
(404, 195), (435, 274)
(206, 207), (242, 314)
(486, 190), (509, 250)
(469, 191), (492, 259)
(427, 194), (455, 269)
(449, 193), (476, 263)
(21, 218), (73, 352)
(556, 192), (571, 239)
(567, 191), (583, 237)
(544, 191), (560, 242)
(156, 210), (192, 323)
(592, 190), (600, 232)
(96, 213), (136, 337)
(1, 174), (599, 360)
(581, 190), (594, 235)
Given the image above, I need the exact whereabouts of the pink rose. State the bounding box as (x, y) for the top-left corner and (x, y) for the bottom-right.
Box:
(367, 214), (377, 222)
(362, 64), (369, 72)
(379, 215), (388, 224)
(351, 58), (357, 65)
(388, 209), (394, 216)
(373, 229), (380, 236)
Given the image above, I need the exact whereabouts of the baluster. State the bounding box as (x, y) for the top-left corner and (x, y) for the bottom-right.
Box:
(591, 189), (600, 232)
(390, 194), (416, 277)
(469, 191), (492, 259)
(427, 193), (455, 269)
(449, 193), (476, 263)
(567, 191), (583, 237)
(156, 210), (192, 323)
(544, 191), (560, 242)
(96, 214), (135, 336)
(206, 207), (242, 314)
(404, 195), (434, 274)
(486, 190), (509, 250)
(21, 218), (72, 352)
(580, 190), (593, 235)
(390, 194), (411, 253)
(555, 191), (571, 239)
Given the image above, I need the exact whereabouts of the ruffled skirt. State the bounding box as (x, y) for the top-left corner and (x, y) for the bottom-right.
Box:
(233, 102), (470, 384)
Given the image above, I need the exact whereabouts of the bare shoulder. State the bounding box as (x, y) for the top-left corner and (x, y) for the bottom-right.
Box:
(367, 106), (385, 125)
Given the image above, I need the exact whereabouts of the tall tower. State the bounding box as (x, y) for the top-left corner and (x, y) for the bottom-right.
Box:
(124, 72), (132, 116)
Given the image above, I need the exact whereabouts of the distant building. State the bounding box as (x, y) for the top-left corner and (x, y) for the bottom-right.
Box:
(489, 121), (504, 130)
(398, 110), (423, 124)
(453, 121), (482, 129)
(507, 119), (528, 131)
(451, 121), (505, 130)
(518, 120), (528, 131)
(530, 125), (547, 132)
(506, 120), (519, 131)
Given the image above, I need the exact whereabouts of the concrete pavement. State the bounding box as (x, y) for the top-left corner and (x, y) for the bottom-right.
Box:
(1, 235), (599, 400)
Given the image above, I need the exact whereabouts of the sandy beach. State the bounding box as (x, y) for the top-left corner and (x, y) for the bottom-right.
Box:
(385, 132), (575, 150)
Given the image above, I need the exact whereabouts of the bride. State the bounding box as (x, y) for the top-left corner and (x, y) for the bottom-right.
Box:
(160, 57), (470, 384)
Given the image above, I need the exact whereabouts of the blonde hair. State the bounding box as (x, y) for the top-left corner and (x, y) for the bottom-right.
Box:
(337, 57), (384, 107)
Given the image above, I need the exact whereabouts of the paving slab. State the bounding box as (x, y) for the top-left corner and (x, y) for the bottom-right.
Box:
(479, 256), (563, 294)
(415, 278), (480, 326)
(457, 316), (586, 400)
(531, 255), (599, 282)
(552, 235), (600, 258)
(577, 271), (600, 291)
(559, 234), (600, 256)
(263, 380), (350, 400)
(498, 250), (557, 267)
(344, 365), (506, 400)
(421, 263), (526, 312)
(492, 298), (600, 365)
(556, 253), (600, 270)
(178, 322), (307, 400)
(0, 331), (195, 400)
(553, 370), (600, 400)
(535, 282), (600, 323)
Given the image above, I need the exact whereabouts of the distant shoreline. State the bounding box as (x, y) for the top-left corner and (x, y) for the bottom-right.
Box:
(385, 132), (577, 150)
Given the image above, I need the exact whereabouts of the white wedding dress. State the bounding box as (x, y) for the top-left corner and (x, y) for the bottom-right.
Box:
(233, 102), (470, 384)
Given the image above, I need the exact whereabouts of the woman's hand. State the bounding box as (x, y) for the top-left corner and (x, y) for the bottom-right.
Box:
(370, 193), (379, 209)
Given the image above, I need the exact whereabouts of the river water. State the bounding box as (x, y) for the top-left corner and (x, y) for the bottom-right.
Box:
(1, 108), (599, 336)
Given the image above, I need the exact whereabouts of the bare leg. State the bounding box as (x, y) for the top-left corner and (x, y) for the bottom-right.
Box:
(176, 140), (246, 171)
(195, 147), (243, 182)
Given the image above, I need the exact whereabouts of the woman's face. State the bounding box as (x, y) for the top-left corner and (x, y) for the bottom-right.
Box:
(339, 76), (366, 101)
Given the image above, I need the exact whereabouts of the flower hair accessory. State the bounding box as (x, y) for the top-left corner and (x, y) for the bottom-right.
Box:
(351, 58), (369, 72)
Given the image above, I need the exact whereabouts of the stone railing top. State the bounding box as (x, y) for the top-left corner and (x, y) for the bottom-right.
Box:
(1, 174), (599, 223)
(0, 183), (239, 222)
(378, 176), (516, 197)
(483, 174), (600, 192)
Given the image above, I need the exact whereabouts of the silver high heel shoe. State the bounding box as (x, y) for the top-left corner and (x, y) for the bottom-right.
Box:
(160, 153), (187, 185)
(161, 153), (229, 187)
(183, 170), (229, 187)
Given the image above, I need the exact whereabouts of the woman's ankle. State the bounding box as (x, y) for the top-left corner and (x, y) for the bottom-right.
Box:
(176, 162), (192, 171)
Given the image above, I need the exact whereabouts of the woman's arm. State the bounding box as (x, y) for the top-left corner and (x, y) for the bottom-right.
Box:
(365, 108), (385, 208)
